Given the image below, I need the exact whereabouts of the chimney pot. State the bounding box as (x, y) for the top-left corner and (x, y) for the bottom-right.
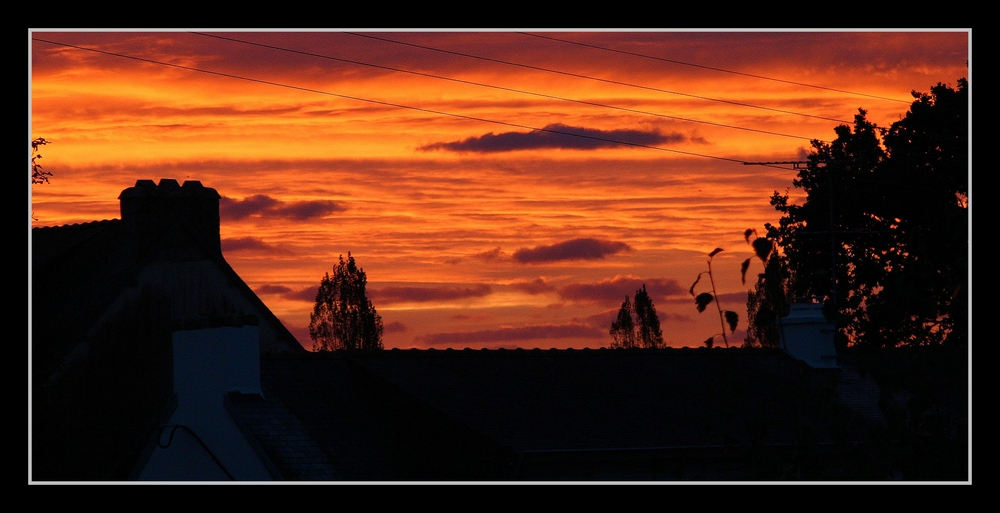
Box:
(118, 178), (222, 257)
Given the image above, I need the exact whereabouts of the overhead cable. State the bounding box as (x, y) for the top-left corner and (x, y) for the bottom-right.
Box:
(194, 32), (822, 143)
(518, 32), (913, 104)
(344, 32), (859, 124)
(32, 37), (757, 165)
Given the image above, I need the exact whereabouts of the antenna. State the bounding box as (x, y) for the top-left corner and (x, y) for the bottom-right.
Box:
(743, 160), (810, 169)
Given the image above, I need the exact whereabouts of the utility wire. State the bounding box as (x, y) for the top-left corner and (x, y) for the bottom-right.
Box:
(344, 32), (858, 125)
(32, 37), (759, 166)
(193, 32), (822, 143)
(156, 425), (235, 480)
(518, 32), (913, 105)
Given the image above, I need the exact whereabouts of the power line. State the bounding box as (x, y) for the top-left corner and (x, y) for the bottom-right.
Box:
(193, 32), (822, 143)
(518, 32), (913, 105)
(344, 32), (857, 126)
(30, 37), (751, 165)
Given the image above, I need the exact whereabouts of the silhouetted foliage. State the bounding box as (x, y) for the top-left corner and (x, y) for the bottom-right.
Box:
(694, 293), (713, 313)
(767, 78), (968, 347)
(31, 137), (51, 184)
(724, 310), (739, 334)
(309, 253), (384, 351)
(743, 229), (790, 348)
(633, 285), (664, 348)
(609, 296), (636, 349)
(609, 285), (663, 348)
(690, 248), (738, 347)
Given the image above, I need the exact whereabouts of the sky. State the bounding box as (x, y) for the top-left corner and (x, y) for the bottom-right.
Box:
(28, 30), (970, 350)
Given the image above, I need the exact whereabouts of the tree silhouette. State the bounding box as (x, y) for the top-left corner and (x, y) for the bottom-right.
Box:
(309, 253), (384, 351)
(609, 285), (663, 349)
(633, 285), (664, 348)
(767, 78), (968, 347)
(742, 229), (789, 348)
(609, 295), (636, 349)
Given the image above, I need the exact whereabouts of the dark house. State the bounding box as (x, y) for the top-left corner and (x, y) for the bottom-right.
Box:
(31, 179), (302, 480)
(30, 179), (968, 482)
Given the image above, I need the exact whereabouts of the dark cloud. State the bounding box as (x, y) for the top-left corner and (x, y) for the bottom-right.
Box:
(277, 200), (345, 220)
(221, 236), (284, 253)
(253, 283), (316, 302)
(419, 123), (686, 153)
(473, 247), (509, 262)
(254, 284), (293, 295)
(220, 194), (343, 221)
(288, 286), (319, 302)
(575, 309), (620, 329)
(513, 238), (632, 264)
(415, 323), (606, 345)
(558, 275), (686, 304)
(384, 321), (407, 333)
(509, 278), (554, 295)
(219, 195), (280, 219)
(370, 284), (493, 304)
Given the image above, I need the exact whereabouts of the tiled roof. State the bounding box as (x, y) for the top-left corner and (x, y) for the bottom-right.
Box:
(258, 347), (876, 480)
(261, 352), (515, 480)
(225, 391), (339, 480)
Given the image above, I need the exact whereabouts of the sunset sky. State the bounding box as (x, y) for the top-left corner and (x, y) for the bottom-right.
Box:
(29, 30), (970, 350)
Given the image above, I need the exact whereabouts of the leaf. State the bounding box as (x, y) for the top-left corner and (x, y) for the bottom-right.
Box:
(725, 310), (739, 333)
(743, 229), (754, 244)
(741, 258), (751, 285)
(689, 274), (702, 296)
(708, 247), (724, 258)
(704, 336), (714, 348)
(752, 237), (773, 262)
(695, 292), (713, 313)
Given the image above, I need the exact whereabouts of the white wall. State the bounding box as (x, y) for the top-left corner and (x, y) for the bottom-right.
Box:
(138, 325), (273, 481)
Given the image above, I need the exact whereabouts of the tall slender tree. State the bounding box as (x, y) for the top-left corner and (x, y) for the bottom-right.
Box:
(633, 285), (664, 348)
(609, 295), (636, 349)
(309, 253), (384, 351)
(609, 285), (664, 348)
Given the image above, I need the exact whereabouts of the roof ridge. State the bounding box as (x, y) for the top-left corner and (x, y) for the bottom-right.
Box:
(32, 218), (120, 231)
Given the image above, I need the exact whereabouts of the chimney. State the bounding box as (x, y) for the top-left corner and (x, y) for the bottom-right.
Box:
(778, 298), (839, 368)
(119, 179), (222, 257)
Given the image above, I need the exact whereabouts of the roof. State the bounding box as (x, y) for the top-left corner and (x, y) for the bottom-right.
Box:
(254, 347), (880, 480)
(31, 180), (302, 359)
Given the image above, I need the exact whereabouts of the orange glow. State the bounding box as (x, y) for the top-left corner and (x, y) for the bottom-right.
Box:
(30, 30), (969, 349)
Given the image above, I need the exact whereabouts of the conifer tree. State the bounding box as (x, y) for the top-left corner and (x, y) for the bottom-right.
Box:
(633, 285), (664, 348)
(609, 296), (636, 349)
(609, 285), (664, 349)
(309, 253), (383, 351)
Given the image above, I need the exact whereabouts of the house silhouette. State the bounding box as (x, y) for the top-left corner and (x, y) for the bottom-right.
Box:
(30, 179), (968, 481)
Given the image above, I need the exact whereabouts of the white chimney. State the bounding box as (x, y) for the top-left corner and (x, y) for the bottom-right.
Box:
(779, 299), (839, 368)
